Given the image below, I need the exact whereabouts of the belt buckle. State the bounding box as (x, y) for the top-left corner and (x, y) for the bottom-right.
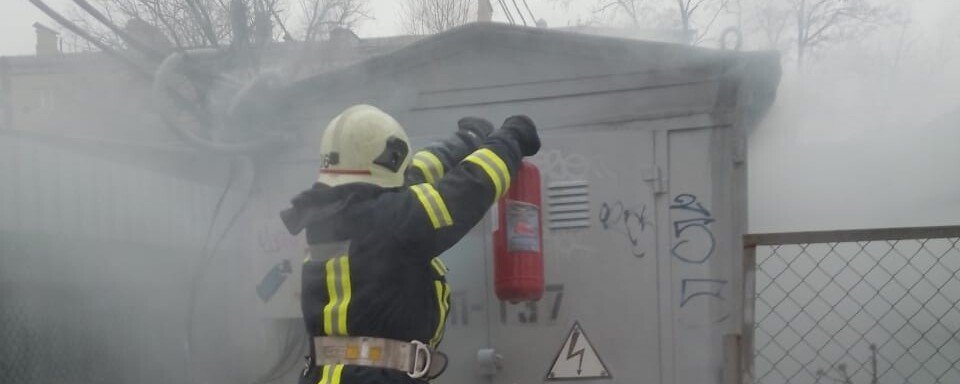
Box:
(406, 340), (432, 379)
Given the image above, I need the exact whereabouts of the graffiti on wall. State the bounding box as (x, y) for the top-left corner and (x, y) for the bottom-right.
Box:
(531, 149), (616, 182)
(671, 194), (729, 327)
(679, 278), (727, 307)
(599, 201), (653, 258)
(670, 194), (717, 264)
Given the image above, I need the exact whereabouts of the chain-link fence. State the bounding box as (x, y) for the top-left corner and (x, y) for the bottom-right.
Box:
(0, 284), (129, 384)
(744, 227), (960, 384)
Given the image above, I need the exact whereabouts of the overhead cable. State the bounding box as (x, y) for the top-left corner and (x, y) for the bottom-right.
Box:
(522, 0), (537, 24)
(71, 0), (167, 60)
(497, 0), (515, 24)
(511, 0), (528, 26)
(27, 0), (152, 78)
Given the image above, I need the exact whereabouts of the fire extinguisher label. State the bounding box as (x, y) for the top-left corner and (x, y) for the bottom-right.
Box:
(506, 200), (541, 252)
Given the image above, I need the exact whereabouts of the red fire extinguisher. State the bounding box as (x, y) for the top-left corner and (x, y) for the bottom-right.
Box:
(493, 161), (544, 303)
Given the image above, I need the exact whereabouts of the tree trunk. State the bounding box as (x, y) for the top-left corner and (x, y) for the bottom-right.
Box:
(797, 42), (805, 69)
(796, 0), (806, 70)
(676, 0), (692, 44)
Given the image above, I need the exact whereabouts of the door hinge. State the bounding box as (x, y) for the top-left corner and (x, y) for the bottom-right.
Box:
(641, 166), (666, 195)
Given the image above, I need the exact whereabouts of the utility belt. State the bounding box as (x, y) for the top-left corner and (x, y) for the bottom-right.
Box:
(310, 336), (448, 380)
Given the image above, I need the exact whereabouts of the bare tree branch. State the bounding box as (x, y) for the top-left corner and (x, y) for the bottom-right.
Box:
(691, 0), (727, 44)
(675, 0), (728, 44)
(295, 0), (367, 41)
(587, 0), (728, 45)
(790, 0), (893, 67)
(183, 0), (220, 46)
(400, 0), (474, 35)
(591, 0), (647, 26)
(28, 0), (154, 76)
(751, 0), (791, 50)
(73, 0), (168, 58)
(56, 0), (368, 51)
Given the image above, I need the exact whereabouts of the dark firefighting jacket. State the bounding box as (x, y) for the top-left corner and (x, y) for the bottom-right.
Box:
(281, 128), (523, 384)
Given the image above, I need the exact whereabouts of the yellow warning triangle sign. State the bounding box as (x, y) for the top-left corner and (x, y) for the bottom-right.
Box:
(546, 322), (611, 381)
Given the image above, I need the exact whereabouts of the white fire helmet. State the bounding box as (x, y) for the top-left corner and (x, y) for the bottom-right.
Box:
(316, 104), (411, 188)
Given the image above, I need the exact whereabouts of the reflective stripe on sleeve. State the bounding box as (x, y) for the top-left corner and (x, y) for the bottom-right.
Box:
(411, 184), (453, 229)
(464, 148), (511, 199)
(317, 365), (330, 384)
(337, 257), (352, 335)
(430, 280), (451, 347)
(317, 364), (344, 384)
(322, 256), (351, 336)
(412, 151), (444, 185)
(431, 258), (447, 276)
(322, 259), (337, 335)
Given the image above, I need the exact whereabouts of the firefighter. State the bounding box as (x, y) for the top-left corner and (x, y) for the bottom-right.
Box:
(280, 104), (540, 384)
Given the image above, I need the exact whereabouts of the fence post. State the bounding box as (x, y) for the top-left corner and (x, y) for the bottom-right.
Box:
(740, 242), (757, 384)
(724, 333), (742, 384)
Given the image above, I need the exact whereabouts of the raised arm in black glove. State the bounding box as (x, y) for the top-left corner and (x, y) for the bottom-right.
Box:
(490, 115), (541, 156)
(456, 117), (494, 146)
(405, 117), (494, 186)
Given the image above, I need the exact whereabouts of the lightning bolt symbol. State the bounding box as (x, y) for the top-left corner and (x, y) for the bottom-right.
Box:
(566, 328), (586, 375)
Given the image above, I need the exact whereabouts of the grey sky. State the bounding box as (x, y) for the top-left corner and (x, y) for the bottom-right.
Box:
(0, 0), (596, 56)
(2, 1), (956, 56)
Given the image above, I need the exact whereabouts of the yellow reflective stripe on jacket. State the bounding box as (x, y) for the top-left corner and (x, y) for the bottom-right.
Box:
(337, 257), (351, 334)
(464, 148), (511, 198)
(322, 256), (351, 336)
(322, 259), (336, 334)
(436, 258), (448, 272)
(411, 184), (453, 229)
(430, 280), (451, 347)
(431, 258), (447, 276)
(317, 364), (344, 384)
(412, 151), (444, 185)
(317, 365), (330, 384)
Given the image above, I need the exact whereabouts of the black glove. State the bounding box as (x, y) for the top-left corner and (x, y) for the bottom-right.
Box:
(456, 117), (494, 146)
(499, 115), (540, 156)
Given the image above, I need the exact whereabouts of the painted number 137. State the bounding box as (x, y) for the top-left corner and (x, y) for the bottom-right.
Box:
(499, 284), (565, 325)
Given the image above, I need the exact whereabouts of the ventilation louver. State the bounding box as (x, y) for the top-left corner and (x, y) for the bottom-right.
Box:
(546, 180), (590, 229)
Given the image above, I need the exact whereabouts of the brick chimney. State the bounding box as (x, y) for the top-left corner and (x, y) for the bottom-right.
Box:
(33, 23), (60, 56)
